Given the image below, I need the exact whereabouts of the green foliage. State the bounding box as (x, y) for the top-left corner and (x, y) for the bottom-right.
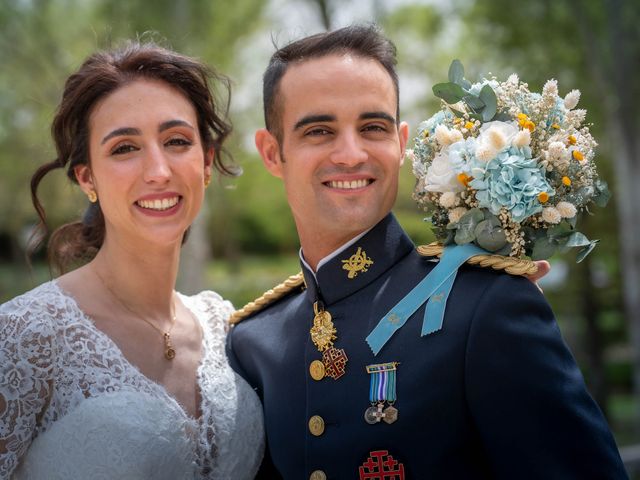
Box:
(432, 60), (498, 122)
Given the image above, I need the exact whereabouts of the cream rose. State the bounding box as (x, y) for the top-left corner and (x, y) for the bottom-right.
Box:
(424, 150), (465, 193)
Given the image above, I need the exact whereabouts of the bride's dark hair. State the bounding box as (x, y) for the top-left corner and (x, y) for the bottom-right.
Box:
(29, 40), (234, 274)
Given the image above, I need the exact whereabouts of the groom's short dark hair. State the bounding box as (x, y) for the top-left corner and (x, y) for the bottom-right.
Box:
(262, 24), (399, 141)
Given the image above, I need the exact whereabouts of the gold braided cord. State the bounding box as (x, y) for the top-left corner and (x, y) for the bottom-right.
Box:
(416, 243), (538, 276)
(229, 272), (305, 324)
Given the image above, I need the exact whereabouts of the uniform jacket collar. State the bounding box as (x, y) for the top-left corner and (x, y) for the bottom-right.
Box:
(301, 213), (415, 306)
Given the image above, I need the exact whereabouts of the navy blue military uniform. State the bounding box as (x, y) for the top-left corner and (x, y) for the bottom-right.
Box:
(227, 213), (627, 479)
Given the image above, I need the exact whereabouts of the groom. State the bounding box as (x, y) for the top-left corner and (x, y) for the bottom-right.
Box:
(227, 24), (627, 479)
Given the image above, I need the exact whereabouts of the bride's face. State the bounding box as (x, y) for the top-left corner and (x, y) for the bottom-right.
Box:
(76, 78), (213, 250)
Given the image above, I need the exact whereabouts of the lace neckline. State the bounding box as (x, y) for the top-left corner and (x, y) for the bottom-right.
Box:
(49, 279), (208, 423)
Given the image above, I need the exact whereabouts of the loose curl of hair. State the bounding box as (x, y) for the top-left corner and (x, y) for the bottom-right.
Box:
(29, 40), (235, 274)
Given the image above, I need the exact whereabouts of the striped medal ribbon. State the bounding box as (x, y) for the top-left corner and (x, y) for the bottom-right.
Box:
(364, 362), (399, 424)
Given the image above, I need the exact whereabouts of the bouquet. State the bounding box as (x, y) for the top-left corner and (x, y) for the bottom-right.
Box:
(411, 60), (610, 262)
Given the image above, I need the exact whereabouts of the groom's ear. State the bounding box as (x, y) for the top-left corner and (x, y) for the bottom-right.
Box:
(255, 128), (284, 179)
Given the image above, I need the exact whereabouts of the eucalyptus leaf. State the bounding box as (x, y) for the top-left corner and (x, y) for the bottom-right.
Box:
(565, 231), (591, 247)
(531, 237), (557, 260)
(448, 60), (465, 85)
(567, 215), (578, 228)
(454, 227), (476, 245)
(433, 82), (466, 104)
(493, 112), (512, 121)
(479, 85), (497, 121)
(463, 95), (485, 110)
(458, 208), (485, 228)
(474, 220), (507, 252)
(593, 180), (611, 207)
(453, 208), (484, 245)
(450, 107), (466, 118)
(547, 222), (573, 241)
(494, 243), (513, 256)
(460, 78), (472, 90)
(576, 240), (599, 263)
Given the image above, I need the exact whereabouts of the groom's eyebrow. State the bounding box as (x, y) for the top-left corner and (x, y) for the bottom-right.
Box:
(294, 114), (336, 130)
(360, 111), (396, 124)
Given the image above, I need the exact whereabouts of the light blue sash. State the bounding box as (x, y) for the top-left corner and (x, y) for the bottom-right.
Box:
(365, 244), (485, 355)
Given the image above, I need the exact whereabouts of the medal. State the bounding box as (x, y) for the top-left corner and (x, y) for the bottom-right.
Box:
(310, 302), (348, 380)
(364, 362), (399, 424)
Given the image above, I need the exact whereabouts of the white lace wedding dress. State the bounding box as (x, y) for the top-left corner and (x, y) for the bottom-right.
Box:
(0, 281), (264, 479)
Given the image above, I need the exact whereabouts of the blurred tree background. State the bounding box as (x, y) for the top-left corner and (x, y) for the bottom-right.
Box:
(0, 0), (638, 472)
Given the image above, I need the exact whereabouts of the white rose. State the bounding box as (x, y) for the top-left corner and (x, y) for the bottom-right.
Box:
(475, 121), (519, 156)
(424, 150), (465, 193)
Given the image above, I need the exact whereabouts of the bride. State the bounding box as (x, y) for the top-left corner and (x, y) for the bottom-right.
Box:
(0, 42), (263, 479)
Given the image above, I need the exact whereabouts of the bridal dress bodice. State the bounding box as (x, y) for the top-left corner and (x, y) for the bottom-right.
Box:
(0, 281), (264, 479)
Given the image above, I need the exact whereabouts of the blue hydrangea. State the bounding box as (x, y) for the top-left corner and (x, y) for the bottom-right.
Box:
(418, 110), (452, 136)
(447, 137), (477, 174)
(470, 146), (553, 222)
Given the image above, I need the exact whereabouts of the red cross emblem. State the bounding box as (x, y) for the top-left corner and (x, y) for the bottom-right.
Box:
(359, 450), (405, 479)
(322, 346), (348, 379)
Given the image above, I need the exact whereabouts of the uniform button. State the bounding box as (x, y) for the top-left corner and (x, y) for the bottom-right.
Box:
(309, 360), (325, 380)
(309, 470), (327, 480)
(308, 415), (325, 436)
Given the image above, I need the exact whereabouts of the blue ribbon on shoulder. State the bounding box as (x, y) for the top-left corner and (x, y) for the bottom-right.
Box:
(365, 243), (486, 356)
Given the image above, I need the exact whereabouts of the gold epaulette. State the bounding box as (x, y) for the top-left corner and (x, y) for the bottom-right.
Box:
(229, 272), (305, 325)
(417, 242), (538, 276)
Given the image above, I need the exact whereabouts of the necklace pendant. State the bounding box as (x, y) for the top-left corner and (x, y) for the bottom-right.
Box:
(164, 332), (176, 360)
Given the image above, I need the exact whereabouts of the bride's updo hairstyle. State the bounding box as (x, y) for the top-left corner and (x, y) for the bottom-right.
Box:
(30, 41), (234, 273)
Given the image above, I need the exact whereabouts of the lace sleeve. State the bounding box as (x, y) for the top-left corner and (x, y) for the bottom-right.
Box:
(0, 303), (56, 477)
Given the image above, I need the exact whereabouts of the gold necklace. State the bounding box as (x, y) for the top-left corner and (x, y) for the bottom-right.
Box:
(94, 269), (178, 360)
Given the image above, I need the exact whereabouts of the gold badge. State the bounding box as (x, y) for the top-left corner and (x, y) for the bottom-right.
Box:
(310, 307), (337, 352)
(341, 246), (374, 279)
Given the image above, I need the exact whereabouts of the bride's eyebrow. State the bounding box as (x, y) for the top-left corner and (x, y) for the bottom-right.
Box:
(101, 127), (141, 145)
(159, 119), (195, 132)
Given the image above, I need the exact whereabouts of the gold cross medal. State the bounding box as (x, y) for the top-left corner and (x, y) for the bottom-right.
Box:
(364, 362), (399, 425)
(310, 302), (348, 380)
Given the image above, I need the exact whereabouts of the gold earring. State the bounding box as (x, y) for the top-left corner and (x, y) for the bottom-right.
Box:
(87, 190), (98, 203)
(204, 177), (211, 188)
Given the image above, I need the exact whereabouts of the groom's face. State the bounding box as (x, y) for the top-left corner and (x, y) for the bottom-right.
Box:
(258, 53), (409, 252)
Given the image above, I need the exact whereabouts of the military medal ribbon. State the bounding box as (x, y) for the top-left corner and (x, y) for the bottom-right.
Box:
(364, 362), (399, 424)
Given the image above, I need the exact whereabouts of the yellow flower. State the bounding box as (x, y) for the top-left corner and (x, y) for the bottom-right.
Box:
(562, 176), (572, 186)
(517, 113), (535, 131)
(423, 130), (429, 138)
(572, 150), (584, 161)
(551, 123), (560, 129)
(568, 135), (577, 145)
(538, 192), (549, 203)
(464, 121), (474, 130)
(457, 173), (472, 187)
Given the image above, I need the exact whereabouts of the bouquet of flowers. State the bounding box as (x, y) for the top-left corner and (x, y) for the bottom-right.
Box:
(411, 60), (610, 262)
